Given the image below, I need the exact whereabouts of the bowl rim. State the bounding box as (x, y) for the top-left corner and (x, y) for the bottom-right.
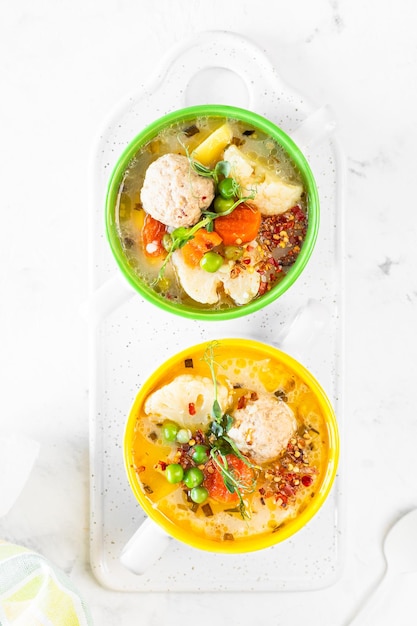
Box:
(123, 338), (339, 554)
(105, 104), (320, 320)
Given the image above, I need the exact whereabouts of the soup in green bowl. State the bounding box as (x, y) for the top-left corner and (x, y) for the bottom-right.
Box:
(106, 105), (319, 320)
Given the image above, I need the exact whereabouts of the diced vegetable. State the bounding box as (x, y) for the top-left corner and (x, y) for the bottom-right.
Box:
(204, 455), (254, 503)
(181, 228), (223, 267)
(191, 123), (233, 167)
(214, 204), (262, 245)
(130, 207), (145, 231)
(142, 214), (167, 257)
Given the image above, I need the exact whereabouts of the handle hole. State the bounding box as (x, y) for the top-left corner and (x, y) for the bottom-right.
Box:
(184, 67), (249, 108)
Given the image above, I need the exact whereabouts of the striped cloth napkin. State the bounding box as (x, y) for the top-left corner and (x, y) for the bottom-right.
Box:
(0, 541), (93, 625)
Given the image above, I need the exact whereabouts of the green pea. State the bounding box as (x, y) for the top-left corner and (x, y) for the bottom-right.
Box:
(176, 428), (191, 444)
(224, 245), (244, 261)
(162, 233), (172, 251)
(200, 251), (223, 273)
(165, 464), (184, 484)
(218, 177), (236, 199)
(183, 467), (204, 489)
(190, 486), (209, 504)
(213, 196), (235, 214)
(190, 444), (209, 464)
(162, 420), (179, 442)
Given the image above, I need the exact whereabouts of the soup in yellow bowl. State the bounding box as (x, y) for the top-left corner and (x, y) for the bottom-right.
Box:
(124, 339), (339, 554)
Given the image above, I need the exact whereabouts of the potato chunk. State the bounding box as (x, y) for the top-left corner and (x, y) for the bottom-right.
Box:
(191, 123), (233, 167)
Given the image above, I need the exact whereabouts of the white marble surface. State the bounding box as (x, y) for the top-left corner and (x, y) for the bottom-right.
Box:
(1, 0), (416, 624)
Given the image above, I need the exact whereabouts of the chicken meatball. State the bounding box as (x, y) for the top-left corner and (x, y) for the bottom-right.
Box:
(140, 153), (215, 228)
(228, 393), (297, 464)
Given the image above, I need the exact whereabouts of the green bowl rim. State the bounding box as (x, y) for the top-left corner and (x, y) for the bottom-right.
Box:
(105, 104), (320, 321)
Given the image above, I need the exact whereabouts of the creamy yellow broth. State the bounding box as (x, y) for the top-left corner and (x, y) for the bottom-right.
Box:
(130, 342), (331, 545)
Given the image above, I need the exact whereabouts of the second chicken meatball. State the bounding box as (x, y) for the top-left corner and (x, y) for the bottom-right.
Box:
(228, 393), (297, 464)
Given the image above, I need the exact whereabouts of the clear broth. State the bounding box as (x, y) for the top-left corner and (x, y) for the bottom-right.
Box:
(115, 117), (308, 310)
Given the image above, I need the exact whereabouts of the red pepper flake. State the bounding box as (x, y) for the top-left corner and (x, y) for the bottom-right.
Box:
(193, 429), (206, 445)
(291, 205), (306, 222)
(257, 280), (268, 296)
(188, 402), (196, 416)
(301, 475), (313, 487)
(237, 395), (247, 410)
(156, 460), (167, 471)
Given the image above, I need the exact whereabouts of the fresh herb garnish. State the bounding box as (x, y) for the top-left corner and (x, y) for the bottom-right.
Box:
(202, 191), (256, 220)
(152, 215), (212, 285)
(201, 341), (259, 519)
(190, 158), (231, 184)
(153, 141), (256, 283)
(187, 151), (256, 218)
(209, 449), (255, 520)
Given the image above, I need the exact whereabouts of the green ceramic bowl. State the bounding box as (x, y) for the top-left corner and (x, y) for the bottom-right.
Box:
(105, 105), (319, 321)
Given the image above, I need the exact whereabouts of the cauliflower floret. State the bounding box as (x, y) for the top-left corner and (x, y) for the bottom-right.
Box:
(223, 145), (303, 216)
(144, 374), (231, 428)
(222, 266), (261, 305)
(223, 144), (254, 179)
(228, 393), (297, 464)
(250, 179), (303, 216)
(140, 154), (215, 228)
(223, 240), (263, 304)
(173, 249), (261, 306)
(172, 250), (225, 304)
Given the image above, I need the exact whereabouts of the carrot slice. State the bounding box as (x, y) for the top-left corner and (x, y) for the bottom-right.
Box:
(181, 228), (223, 267)
(204, 454), (254, 503)
(214, 203), (261, 246)
(142, 214), (167, 258)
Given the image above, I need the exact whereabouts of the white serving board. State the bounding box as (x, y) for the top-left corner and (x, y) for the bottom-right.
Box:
(88, 30), (345, 592)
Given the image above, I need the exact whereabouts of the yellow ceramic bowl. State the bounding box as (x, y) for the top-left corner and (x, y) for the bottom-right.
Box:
(124, 339), (339, 554)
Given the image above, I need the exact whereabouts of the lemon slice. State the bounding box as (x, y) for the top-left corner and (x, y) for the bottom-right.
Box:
(191, 123), (233, 167)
